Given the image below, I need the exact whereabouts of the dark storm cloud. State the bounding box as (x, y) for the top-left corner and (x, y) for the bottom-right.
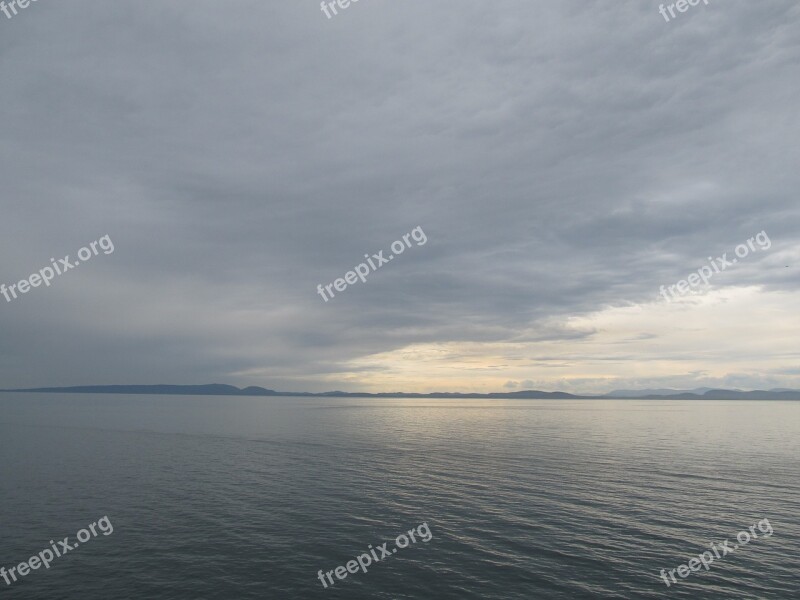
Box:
(0, 0), (798, 390)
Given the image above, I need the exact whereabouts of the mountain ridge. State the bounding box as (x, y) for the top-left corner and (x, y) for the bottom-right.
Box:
(2, 384), (799, 400)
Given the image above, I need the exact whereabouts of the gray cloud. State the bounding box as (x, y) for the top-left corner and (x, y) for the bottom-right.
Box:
(1, 0), (799, 392)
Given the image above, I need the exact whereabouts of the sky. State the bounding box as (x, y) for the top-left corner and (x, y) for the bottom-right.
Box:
(1, 0), (799, 394)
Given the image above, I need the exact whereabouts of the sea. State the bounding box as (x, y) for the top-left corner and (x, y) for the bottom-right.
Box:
(0, 394), (798, 599)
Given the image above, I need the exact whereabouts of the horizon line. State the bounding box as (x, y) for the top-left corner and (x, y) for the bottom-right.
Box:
(2, 383), (799, 400)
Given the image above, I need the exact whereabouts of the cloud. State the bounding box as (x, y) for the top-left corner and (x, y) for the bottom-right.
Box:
(1, 0), (799, 392)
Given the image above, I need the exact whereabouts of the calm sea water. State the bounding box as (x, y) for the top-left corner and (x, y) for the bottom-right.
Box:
(0, 394), (798, 599)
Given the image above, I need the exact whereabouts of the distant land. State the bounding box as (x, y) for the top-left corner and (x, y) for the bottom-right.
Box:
(1, 384), (799, 400)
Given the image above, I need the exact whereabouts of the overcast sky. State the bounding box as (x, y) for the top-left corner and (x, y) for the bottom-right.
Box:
(1, 0), (798, 394)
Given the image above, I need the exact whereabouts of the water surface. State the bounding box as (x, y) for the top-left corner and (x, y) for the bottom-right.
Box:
(0, 394), (797, 599)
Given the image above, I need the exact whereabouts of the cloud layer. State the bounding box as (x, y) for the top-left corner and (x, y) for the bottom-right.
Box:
(1, 0), (799, 393)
